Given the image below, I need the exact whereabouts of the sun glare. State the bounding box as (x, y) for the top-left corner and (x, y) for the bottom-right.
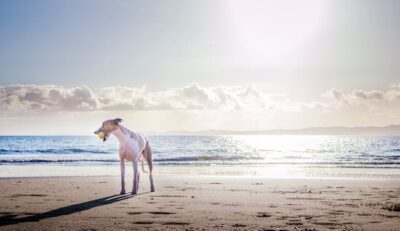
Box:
(226, 0), (328, 62)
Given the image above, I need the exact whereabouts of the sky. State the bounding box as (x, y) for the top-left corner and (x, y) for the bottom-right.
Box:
(0, 0), (400, 135)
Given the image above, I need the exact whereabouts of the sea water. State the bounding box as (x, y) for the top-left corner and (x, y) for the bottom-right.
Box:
(0, 135), (399, 178)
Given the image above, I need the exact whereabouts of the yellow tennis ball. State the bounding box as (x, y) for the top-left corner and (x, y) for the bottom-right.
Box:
(98, 132), (105, 139)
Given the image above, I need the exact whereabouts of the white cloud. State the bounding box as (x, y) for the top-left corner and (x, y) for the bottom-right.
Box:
(323, 87), (400, 105)
(1, 83), (400, 134)
(1, 83), (400, 119)
(0, 83), (276, 112)
(0, 85), (98, 111)
(322, 88), (348, 104)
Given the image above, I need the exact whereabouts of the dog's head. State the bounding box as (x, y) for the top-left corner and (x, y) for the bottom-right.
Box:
(94, 118), (123, 142)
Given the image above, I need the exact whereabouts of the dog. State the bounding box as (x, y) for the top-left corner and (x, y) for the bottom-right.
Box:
(94, 118), (155, 195)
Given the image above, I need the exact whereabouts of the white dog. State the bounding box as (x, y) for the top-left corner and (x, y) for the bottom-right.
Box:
(95, 118), (154, 195)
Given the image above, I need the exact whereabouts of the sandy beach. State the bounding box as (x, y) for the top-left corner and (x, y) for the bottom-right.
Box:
(0, 174), (399, 230)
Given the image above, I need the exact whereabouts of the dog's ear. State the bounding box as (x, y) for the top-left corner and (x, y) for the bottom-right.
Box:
(113, 118), (123, 124)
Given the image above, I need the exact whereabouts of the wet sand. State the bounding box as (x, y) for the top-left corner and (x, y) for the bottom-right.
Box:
(0, 175), (399, 230)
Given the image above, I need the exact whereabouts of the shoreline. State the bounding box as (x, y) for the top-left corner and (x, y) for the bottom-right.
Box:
(1, 164), (400, 180)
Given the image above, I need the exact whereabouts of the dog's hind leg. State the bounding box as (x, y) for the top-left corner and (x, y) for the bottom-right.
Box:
(132, 160), (139, 195)
(144, 141), (155, 192)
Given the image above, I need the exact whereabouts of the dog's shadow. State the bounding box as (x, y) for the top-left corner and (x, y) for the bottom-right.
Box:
(0, 192), (150, 227)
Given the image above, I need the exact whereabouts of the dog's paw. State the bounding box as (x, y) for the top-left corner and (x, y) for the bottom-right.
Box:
(131, 190), (137, 195)
(120, 190), (126, 195)
(150, 186), (155, 192)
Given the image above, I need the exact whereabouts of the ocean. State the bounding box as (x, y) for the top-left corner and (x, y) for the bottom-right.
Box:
(1, 135), (399, 178)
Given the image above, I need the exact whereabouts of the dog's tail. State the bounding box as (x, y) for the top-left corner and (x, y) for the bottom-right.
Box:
(144, 140), (153, 174)
(141, 155), (147, 173)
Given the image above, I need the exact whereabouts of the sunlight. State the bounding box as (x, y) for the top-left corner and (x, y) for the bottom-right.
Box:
(226, 0), (328, 62)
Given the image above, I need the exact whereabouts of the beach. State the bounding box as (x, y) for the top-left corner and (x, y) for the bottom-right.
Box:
(1, 135), (400, 230)
(1, 173), (399, 230)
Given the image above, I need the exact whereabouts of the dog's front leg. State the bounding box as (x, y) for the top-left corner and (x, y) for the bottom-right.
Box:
(132, 161), (139, 195)
(120, 159), (126, 194)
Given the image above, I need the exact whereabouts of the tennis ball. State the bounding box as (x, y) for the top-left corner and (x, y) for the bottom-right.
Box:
(98, 132), (105, 140)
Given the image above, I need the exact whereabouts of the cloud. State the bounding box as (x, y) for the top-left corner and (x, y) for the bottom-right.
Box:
(322, 89), (348, 104)
(0, 85), (98, 111)
(0, 83), (276, 112)
(323, 87), (400, 104)
(352, 90), (385, 100)
(318, 86), (400, 118)
(1, 83), (400, 134)
(1, 83), (400, 117)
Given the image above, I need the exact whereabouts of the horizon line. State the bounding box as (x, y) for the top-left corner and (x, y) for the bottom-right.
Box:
(1, 124), (400, 136)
